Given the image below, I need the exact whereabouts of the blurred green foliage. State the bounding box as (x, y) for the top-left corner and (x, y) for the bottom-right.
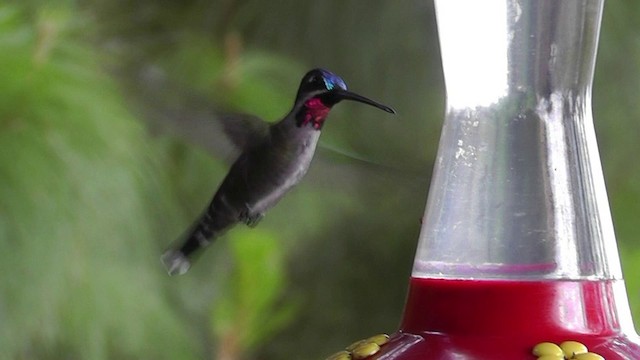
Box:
(212, 229), (299, 358)
(0, 0), (639, 359)
(0, 4), (198, 358)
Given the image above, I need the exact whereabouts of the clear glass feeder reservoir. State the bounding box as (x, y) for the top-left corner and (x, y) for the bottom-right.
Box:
(375, 0), (640, 358)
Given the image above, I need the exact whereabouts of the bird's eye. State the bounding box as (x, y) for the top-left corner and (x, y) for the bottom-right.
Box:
(308, 75), (318, 83)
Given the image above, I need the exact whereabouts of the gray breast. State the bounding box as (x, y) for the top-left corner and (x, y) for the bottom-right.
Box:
(249, 132), (320, 214)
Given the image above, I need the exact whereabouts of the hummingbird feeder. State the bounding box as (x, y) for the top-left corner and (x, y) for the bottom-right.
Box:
(329, 0), (640, 358)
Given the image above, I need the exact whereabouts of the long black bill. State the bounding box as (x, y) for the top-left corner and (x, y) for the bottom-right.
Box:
(335, 89), (396, 114)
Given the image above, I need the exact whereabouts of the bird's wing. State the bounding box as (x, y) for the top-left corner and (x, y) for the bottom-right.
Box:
(219, 113), (270, 151)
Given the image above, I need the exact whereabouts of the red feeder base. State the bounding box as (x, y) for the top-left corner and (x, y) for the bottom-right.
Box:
(375, 277), (640, 359)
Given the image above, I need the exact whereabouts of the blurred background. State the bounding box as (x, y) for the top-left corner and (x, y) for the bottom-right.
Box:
(1, 1), (639, 359)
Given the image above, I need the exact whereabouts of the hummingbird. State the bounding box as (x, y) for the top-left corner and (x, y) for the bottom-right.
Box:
(161, 68), (395, 275)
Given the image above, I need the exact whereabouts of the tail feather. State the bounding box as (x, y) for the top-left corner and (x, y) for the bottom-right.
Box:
(161, 204), (237, 276)
(161, 249), (191, 276)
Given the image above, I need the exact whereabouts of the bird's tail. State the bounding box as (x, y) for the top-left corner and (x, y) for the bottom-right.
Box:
(160, 249), (192, 276)
(161, 206), (237, 276)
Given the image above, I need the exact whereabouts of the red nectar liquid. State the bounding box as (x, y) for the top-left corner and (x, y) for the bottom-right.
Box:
(375, 277), (640, 359)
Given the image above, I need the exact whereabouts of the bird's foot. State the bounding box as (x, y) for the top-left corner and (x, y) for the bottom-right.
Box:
(239, 204), (264, 228)
(243, 213), (264, 227)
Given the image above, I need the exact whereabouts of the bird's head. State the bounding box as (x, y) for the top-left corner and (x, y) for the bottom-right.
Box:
(294, 68), (395, 129)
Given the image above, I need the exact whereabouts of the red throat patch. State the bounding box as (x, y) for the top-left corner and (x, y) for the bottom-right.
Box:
(300, 98), (330, 129)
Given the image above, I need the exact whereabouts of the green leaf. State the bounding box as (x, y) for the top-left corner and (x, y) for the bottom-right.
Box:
(211, 228), (299, 356)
